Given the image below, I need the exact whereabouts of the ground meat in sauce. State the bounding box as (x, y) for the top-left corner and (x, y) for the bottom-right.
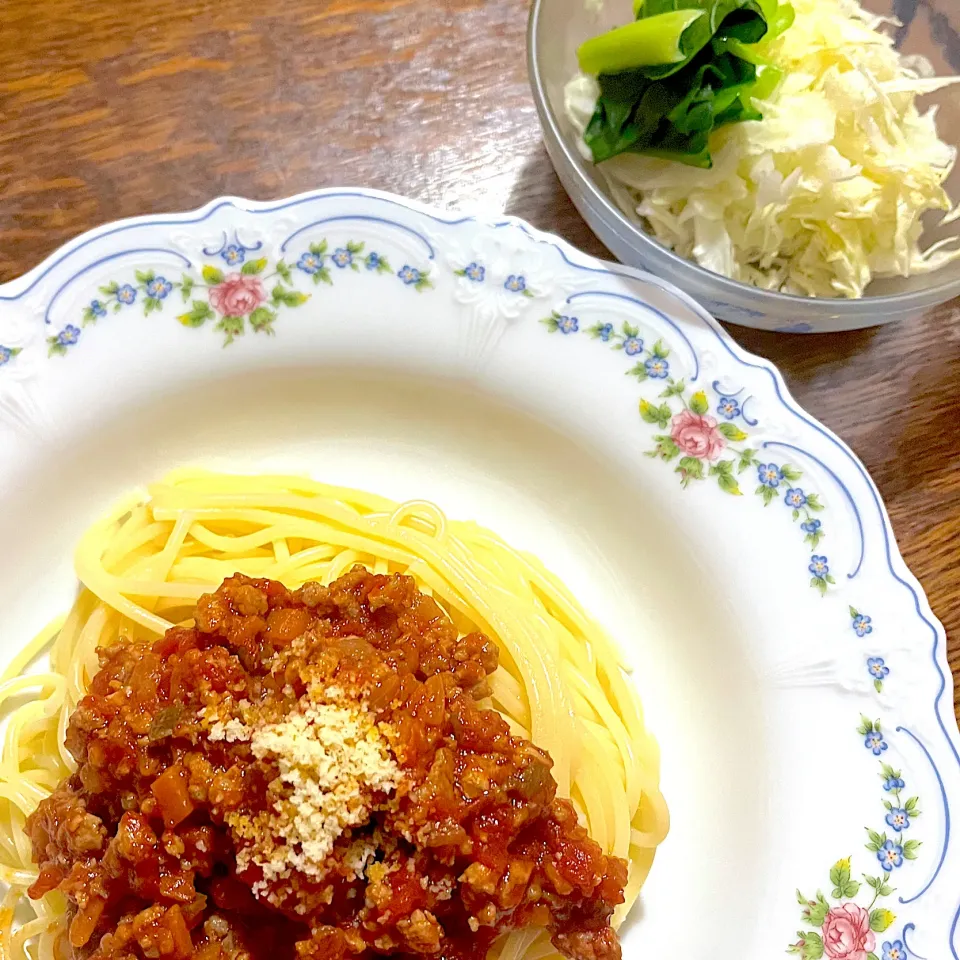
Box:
(27, 569), (628, 960)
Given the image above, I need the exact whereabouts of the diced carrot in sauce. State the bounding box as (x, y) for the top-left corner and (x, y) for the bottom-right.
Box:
(68, 896), (104, 947)
(150, 763), (194, 829)
(194, 944), (222, 960)
(162, 905), (193, 960)
(264, 606), (311, 644)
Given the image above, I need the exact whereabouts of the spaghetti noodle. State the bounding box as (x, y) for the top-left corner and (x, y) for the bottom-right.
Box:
(0, 470), (668, 960)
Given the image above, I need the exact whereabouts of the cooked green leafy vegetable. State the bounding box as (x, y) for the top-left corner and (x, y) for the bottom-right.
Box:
(578, 0), (794, 167)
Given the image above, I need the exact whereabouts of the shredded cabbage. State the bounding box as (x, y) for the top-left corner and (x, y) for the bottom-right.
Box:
(565, 0), (960, 298)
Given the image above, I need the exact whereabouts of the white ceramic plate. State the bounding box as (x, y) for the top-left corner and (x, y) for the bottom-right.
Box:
(1, 188), (957, 960)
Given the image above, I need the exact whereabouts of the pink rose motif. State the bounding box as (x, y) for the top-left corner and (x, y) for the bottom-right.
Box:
(669, 408), (726, 461)
(208, 273), (266, 317)
(821, 904), (876, 960)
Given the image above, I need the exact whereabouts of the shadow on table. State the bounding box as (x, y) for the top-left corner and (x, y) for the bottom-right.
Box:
(503, 144), (610, 260)
(724, 324), (881, 387)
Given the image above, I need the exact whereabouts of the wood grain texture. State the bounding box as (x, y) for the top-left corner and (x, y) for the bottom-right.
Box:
(0, 0), (958, 711)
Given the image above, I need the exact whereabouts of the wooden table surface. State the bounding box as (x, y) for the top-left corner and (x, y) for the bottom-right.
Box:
(1, 0), (958, 711)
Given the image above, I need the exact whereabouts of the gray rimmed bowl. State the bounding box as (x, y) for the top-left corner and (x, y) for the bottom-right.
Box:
(528, 0), (960, 332)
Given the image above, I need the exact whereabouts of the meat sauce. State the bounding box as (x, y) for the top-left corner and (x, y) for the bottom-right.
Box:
(27, 569), (627, 960)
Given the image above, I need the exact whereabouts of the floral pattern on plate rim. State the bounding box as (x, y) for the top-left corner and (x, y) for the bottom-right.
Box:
(0, 345), (23, 367)
(44, 238), (432, 352)
(454, 260), (537, 298)
(10, 241), (533, 362)
(541, 316), (833, 593)
(788, 719), (921, 960)
(851, 607), (891, 694)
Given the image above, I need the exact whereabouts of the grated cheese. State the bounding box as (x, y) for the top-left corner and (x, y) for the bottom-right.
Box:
(207, 717), (251, 743)
(207, 690), (402, 901)
(343, 836), (379, 881)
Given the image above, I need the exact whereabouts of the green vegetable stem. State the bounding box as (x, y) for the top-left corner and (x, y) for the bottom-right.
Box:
(577, 10), (706, 74)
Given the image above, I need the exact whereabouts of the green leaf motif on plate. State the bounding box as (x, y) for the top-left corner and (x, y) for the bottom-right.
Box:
(689, 390), (709, 415)
(676, 455), (704, 487)
(272, 285), (311, 308)
(869, 908), (895, 933)
(241, 257), (269, 276)
(639, 399), (672, 429)
(650, 338), (669, 359)
(215, 315), (244, 345)
(717, 421), (748, 441)
(249, 306), (276, 334)
(540, 311), (562, 333)
(177, 301), (215, 328)
(646, 436), (680, 462)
